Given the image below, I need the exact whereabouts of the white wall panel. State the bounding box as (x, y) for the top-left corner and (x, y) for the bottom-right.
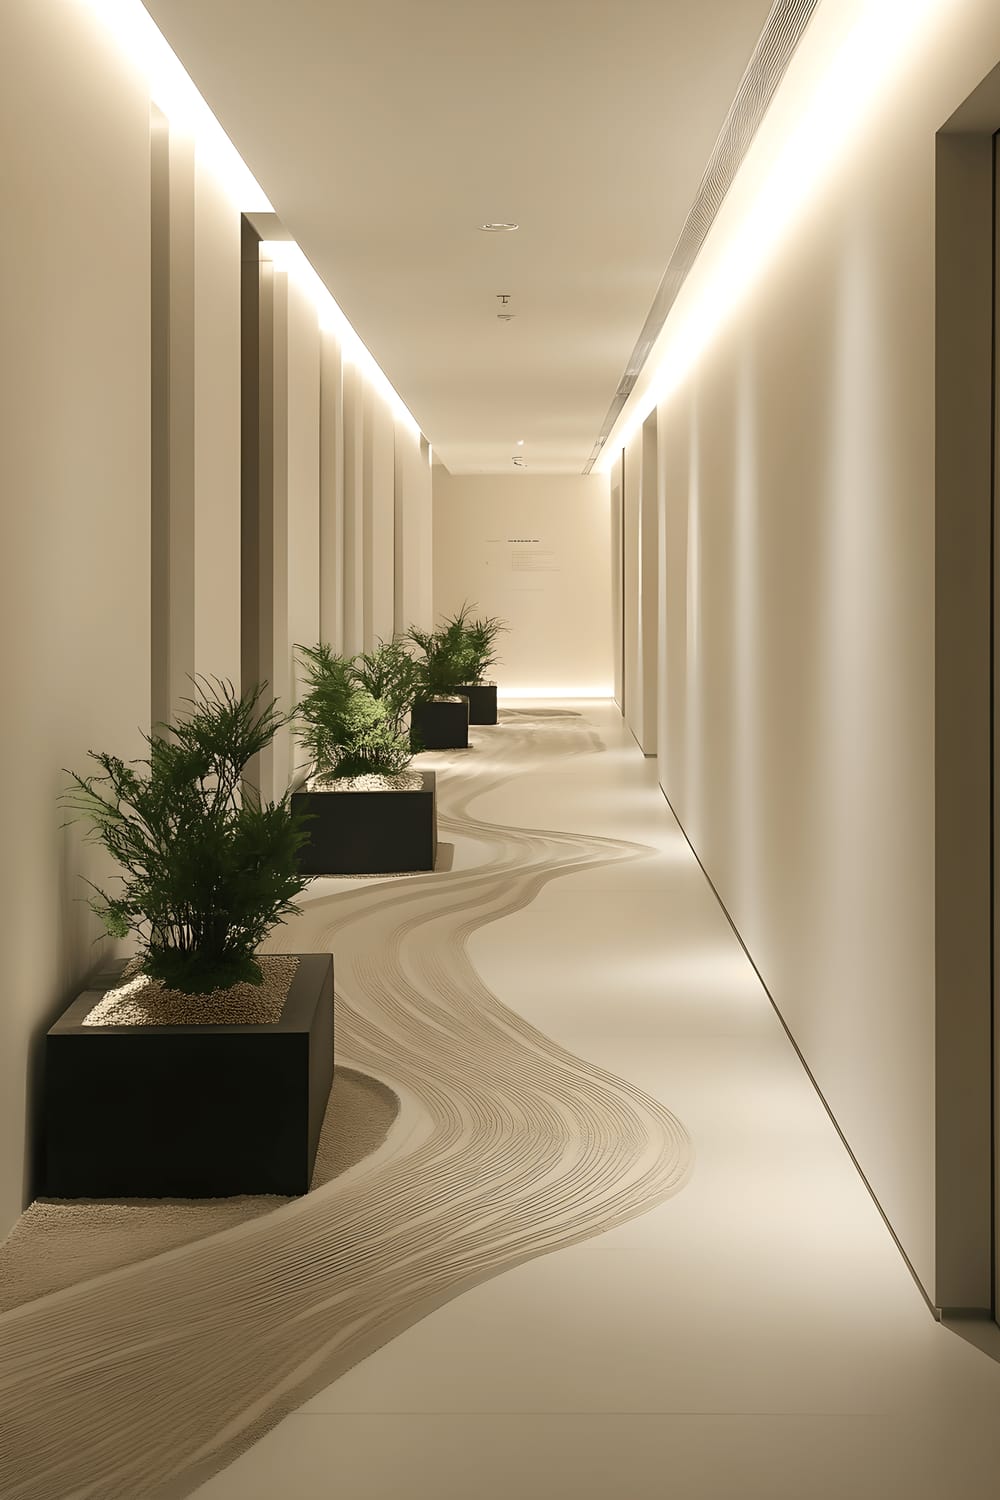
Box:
(637, 411), (659, 754)
(394, 423), (433, 636)
(284, 275), (321, 778)
(434, 473), (612, 696)
(319, 331), (345, 651)
(610, 454), (623, 711)
(192, 153), (241, 687)
(622, 430), (642, 741)
(0, 0), (151, 1236)
(254, 262), (290, 801)
(655, 405), (670, 778)
(151, 130), (241, 714)
(150, 125), (195, 727)
(341, 362), (365, 656)
(364, 387), (396, 647)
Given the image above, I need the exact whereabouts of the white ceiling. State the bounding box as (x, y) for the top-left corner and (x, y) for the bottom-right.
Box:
(144, 0), (775, 474)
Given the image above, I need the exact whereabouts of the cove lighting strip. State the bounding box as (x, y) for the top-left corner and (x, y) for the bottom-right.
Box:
(81, 0), (271, 210)
(82, 1), (424, 440)
(597, 0), (945, 470)
(259, 242), (423, 438)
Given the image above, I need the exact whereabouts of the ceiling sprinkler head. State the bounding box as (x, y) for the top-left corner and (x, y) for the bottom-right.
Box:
(497, 312), (515, 322)
(479, 222), (519, 232)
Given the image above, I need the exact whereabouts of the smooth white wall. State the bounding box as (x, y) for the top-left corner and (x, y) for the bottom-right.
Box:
(615, 0), (1000, 1307)
(364, 390), (396, 647)
(319, 331), (345, 651)
(0, 1), (152, 1236)
(623, 432), (641, 732)
(193, 154), (242, 687)
(394, 425), (433, 635)
(610, 456), (624, 710)
(433, 473), (612, 696)
(341, 363), (365, 656)
(284, 274), (321, 782)
(621, 423), (659, 753)
(637, 411), (659, 754)
(151, 124), (196, 727)
(150, 126), (241, 717)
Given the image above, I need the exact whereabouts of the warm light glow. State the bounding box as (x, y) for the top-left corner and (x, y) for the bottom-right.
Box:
(79, 0), (272, 210)
(81, 4), (423, 441)
(259, 241), (422, 436)
(597, 0), (944, 469)
(498, 687), (615, 700)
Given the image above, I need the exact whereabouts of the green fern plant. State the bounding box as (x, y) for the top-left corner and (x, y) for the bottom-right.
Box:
(408, 603), (507, 695)
(296, 641), (413, 780)
(408, 610), (476, 699)
(452, 606), (507, 685)
(62, 679), (310, 996)
(350, 638), (418, 736)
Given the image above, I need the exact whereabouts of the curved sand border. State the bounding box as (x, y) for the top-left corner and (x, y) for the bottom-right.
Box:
(0, 707), (693, 1499)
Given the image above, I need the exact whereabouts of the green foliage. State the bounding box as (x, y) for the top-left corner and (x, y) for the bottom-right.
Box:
(350, 638), (418, 735)
(407, 619), (469, 698)
(295, 640), (414, 780)
(449, 605), (507, 686)
(62, 679), (309, 996)
(408, 602), (507, 696)
(295, 643), (355, 776)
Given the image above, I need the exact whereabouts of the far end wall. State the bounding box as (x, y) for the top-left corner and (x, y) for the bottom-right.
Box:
(433, 473), (613, 697)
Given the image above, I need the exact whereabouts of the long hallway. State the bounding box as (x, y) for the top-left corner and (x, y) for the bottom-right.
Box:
(191, 702), (1000, 1499)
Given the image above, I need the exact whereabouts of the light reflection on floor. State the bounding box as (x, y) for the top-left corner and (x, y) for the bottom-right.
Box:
(195, 699), (1000, 1500)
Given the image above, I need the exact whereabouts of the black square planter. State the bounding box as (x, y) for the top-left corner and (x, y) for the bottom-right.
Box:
(292, 770), (437, 875)
(44, 953), (334, 1199)
(410, 696), (469, 750)
(455, 683), (498, 725)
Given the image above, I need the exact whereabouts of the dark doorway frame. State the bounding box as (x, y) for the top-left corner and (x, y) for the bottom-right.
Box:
(934, 70), (1000, 1317)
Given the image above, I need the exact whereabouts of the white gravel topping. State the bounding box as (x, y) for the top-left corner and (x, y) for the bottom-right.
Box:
(307, 771), (424, 792)
(82, 954), (299, 1027)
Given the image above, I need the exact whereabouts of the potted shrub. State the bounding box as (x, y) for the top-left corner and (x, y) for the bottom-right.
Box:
(292, 639), (437, 875)
(48, 679), (333, 1199)
(407, 613), (474, 750)
(451, 604), (508, 725)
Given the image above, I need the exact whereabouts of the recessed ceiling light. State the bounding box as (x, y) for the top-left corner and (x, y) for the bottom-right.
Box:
(516, 439), (524, 446)
(479, 222), (518, 232)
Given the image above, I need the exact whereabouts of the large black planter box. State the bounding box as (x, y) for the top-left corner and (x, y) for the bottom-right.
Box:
(44, 953), (334, 1199)
(455, 683), (498, 725)
(410, 696), (469, 751)
(292, 771), (437, 875)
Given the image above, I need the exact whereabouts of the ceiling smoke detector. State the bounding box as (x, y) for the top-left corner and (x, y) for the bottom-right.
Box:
(479, 222), (519, 232)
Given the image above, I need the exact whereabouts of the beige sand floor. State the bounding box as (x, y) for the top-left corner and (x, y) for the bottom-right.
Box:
(194, 700), (1000, 1500)
(1, 703), (691, 1499)
(0, 1067), (399, 1314)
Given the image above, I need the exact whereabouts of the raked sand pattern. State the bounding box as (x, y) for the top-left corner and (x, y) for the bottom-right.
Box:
(0, 707), (693, 1500)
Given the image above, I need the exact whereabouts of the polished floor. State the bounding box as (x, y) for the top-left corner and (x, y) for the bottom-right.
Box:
(195, 700), (1000, 1500)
